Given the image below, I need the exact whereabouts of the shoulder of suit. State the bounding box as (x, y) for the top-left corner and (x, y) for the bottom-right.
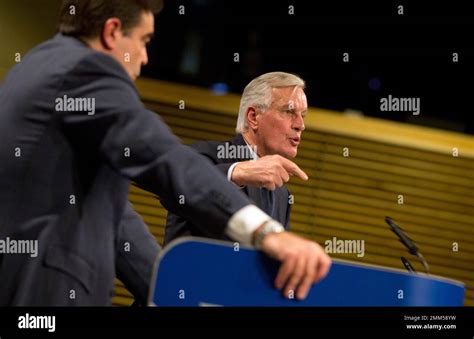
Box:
(189, 139), (238, 164)
(191, 139), (223, 150)
(37, 34), (133, 87)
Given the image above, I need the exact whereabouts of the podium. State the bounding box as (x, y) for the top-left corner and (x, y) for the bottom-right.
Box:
(148, 238), (465, 306)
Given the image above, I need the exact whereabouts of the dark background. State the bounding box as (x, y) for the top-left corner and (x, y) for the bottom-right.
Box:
(141, 0), (474, 134)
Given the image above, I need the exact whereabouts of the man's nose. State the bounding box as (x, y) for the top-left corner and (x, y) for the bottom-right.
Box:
(142, 49), (149, 66)
(293, 113), (305, 132)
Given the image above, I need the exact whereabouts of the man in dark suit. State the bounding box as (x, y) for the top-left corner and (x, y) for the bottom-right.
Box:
(165, 72), (307, 243)
(0, 1), (330, 305)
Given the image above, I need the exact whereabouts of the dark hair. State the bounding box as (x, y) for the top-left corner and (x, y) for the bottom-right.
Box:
(58, 0), (163, 38)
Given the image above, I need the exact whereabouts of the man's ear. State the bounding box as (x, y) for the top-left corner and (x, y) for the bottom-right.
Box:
(100, 17), (123, 50)
(246, 107), (259, 131)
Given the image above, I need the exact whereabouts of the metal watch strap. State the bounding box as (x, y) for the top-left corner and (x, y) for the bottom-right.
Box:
(253, 220), (285, 249)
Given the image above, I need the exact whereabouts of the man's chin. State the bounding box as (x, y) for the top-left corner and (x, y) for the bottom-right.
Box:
(128, 72), (139, 81)
(280, 148), (298, 159)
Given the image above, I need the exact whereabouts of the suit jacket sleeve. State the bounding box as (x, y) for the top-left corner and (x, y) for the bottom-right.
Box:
(60, 52), (251, 239)
(216, 163), (234, 177)
(115, 202), (160, 304)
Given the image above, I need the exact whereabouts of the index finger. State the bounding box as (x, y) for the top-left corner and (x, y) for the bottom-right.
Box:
(281, 158), (308, 181)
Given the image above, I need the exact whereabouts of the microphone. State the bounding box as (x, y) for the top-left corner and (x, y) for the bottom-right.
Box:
(385, 216), (430, 274)
(401, 256), (416, 273)
(385, 216), (418, 255)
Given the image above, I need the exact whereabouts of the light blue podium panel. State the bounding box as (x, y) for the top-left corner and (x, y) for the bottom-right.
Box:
(149, 237), (465, 306)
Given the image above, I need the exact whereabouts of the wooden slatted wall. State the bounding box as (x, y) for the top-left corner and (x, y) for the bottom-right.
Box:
(113, 79), (474, 306)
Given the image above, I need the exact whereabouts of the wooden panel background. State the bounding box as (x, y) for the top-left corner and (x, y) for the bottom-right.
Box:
(113, 79), (474, 306)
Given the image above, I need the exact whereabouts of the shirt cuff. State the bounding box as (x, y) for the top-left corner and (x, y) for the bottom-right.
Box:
(227, 162), (240, 181)
(227, 162), (245, 188)
(226, 205), (271, 246)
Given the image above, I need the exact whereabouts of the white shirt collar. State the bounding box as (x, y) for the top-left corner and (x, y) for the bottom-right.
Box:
(242, 137), (259, 160)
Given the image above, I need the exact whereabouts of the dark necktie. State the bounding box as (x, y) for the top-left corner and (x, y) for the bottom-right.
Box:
(260, 188), (276, 219)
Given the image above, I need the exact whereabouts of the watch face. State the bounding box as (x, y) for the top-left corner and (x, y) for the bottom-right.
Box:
(264, 221), (284, 235)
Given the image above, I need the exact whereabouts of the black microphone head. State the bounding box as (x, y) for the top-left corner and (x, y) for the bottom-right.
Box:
(385, 216), (397, 230)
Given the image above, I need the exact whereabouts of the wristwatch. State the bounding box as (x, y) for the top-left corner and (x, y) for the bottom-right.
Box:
(252, 219), (285, 249)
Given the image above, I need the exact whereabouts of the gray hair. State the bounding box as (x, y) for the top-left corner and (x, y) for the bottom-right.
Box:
(236, 72), (306, 133)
